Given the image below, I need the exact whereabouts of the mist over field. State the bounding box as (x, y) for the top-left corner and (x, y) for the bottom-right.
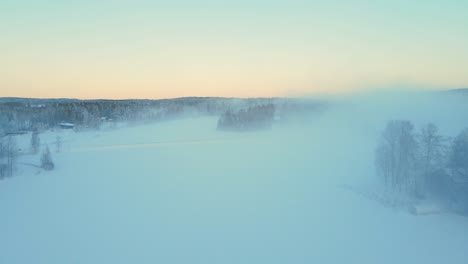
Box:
(1, 90), (468, 263)
(2, 0), (468, 262)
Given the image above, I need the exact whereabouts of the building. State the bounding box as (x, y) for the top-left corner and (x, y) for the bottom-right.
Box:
(59, 122), (75, 129)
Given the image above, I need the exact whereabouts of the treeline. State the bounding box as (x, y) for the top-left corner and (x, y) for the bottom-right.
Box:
(217, 104), (275, 131)
(0, 97), (326, 135)
(375, 120), (468, 213)
(0, 97), (242, 134)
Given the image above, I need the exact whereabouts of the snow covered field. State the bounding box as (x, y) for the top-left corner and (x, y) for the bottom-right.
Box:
(2, 99), (468, 263)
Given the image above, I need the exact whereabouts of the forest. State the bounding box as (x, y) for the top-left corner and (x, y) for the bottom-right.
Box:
(376, 121), (468, 214)
(0, 97), (325, 135)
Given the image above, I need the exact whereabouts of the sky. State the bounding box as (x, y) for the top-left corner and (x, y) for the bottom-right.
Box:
(1, 0), (468, 99)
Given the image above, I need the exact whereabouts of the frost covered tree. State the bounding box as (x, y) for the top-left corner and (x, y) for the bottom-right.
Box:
(55, 136), (62, 153)
(0, 137), (4, 158)
(5, 136), (17, 177)
(448, 129), (468, 211)
(449, 129), (468, 181)
(30, 130), (40, 154)
(217, 104), (275, 131)
(376, 120), (418, 193)
(41, 146), (55, 171)
(414, 123), (447, 197)
(418, 124), (445, 173)
(0, 138), (6, 179)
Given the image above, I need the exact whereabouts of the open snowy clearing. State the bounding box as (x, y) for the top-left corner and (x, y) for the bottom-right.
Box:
(1, 116), (468, 264)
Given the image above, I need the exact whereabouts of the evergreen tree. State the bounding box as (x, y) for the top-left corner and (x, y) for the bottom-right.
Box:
(41, 146), (55, 171)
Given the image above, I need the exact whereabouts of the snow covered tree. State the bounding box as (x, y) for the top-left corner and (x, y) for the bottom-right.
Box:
(217, 110), (234, 130)
(55, 136), (62, 153)
(448, 128), (468, 211)
(415, 123), (447, 197)
(0, 138), (6, 179)
(30, 130), (40, 154)
(41, 146), (55, 171)
(5, 136), (17, 177)
(217, 104), (275, 131)
(449, 129), (468, 181)
(418, 124), (445, 171)
(0, 138), (4, 158)
(376, 120), (418, 194)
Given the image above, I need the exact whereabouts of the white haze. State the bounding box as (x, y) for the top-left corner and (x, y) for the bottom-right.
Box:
(1, 90), (468, 263)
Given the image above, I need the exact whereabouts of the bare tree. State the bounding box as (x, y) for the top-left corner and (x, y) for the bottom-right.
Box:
(0, 138), (6, 179)
(55, 136), (62, 153)
(376, 120), (417, 193)
(5, 136), (17, 177)
(449, 129), (468, 181)
(0, 137), (4, 158)
(415, 123), (447, 196)
(448, 128), (468, 211)
(30, 130), (40, 154)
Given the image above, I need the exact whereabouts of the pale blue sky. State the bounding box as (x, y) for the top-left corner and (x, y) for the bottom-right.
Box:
(1, 0), (467, 98)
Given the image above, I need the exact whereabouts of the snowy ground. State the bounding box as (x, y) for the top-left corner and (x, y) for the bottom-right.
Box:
(1, 113), (468, 264)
